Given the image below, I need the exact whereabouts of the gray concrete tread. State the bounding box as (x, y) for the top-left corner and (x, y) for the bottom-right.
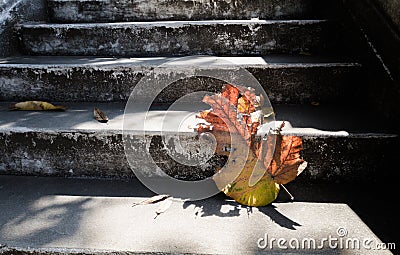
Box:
(0, 55), (360, 68)
(0, 175), (395, 254)
(0, 102), (395, 135)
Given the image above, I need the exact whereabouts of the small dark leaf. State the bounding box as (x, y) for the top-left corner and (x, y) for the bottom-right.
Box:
(94, 107), (109, 123)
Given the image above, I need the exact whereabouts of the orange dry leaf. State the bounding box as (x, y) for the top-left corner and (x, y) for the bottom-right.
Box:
(196, 84), (307, 206)
(197, 84), (261, 146)
(261, 134), (308, 185)
(202, 94), (252, 144)
(198, 110), (224, 125)
(221, 84), (239, 107)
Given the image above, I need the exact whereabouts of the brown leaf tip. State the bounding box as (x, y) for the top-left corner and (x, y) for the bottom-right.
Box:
(94, 107), (109, 123)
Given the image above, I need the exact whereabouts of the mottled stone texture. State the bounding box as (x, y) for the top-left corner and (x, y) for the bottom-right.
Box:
(18, 20), (335, 56)
(0, 130), (397, 182)
(48, 0), (318, 23)
(0, 63), (361, 103)
(300, 135), (399, 183)
(0, 65), (144, 102)
(0, 131), (133, 178)
(0, 0), (46, 56)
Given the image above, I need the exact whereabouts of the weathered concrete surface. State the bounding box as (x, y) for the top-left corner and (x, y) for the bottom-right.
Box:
(48, 0), (318, 23)
(0, 56), (361, 103)
(18, 20), (335, 56)
(374, 0), (400, 31)
(0, 0), (46, 56)
(0, 102), (397, 182)
(0, 175), (395, 254)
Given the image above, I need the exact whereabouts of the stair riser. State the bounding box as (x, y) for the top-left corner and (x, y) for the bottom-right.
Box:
(48, 0), (317, 23)
(0, 131), (396, 182)
(19, 21), (334, 56)
(0, 65), (360, 103)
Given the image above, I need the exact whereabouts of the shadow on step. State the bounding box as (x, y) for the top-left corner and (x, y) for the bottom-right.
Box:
(182, 194), (302, 230)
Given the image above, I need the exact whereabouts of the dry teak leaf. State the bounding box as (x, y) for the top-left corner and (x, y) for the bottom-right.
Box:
(9, 101), (66, 111)
(197, 84), (262, 145)
(132, 194), (170, 207)
(214, 137), (280, 207)
(221, 84), (239, 107)
(94, 107), (109, 123)
(196, 84), (307, 206)
(266, 135), (307, 185)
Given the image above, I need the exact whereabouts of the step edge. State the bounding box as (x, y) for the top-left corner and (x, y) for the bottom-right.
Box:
(0, 62), (363, 69)
(0, 127), (396, 139)
(19, 19), (329, 28)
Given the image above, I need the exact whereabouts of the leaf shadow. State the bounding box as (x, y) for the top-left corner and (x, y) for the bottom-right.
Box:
(182, 194), (301, 230)
(258, 204), (302, 230)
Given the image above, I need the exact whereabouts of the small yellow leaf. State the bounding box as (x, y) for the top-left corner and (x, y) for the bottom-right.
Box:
(9, 101), (66, 111)
(299, 51), (312, 56)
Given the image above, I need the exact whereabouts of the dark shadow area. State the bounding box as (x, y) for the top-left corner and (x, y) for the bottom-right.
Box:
(258, 205), (303, 230)
(274, 104), (398, 134)
(0, 175), (154, 198)
(152, 76), (224, 105)
(183, 193), (302, 230)
(0, 178), (91, 248)
(0, 175), (153, 250)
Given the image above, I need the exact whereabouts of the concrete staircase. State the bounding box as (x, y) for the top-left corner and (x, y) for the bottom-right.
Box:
(0, 0), (398, 254)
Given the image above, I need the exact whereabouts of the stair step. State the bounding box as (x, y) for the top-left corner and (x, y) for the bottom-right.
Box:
(0, 175), (395, 254)
(0, 102), (397, 181)
(18, 20), (337, 56)
(0, 55), (361, 103)
(48, 0), (318, 23)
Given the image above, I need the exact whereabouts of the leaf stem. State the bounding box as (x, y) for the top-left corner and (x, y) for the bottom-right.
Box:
(280, 184), (294, 201)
